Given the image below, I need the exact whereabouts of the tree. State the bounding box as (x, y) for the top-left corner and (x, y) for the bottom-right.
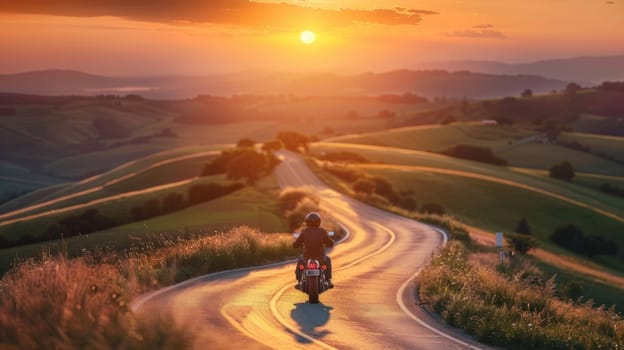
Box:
(262, 139), (283, 153)
(515, 217), (532, 235)
(507, 233), (539, 254)
(162, 192), (186, 213)
(237, 138), (256, 148)
(521, 89), (533, 98)
(276, 131), (310, 152)
(549, 161), (575, 181)
(226, 150), (267, 184)
(565, 82), (581, 96)
(550, 224), (585, 253)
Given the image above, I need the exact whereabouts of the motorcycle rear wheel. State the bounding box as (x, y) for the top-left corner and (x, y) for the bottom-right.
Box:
(307, 276), (319, 304)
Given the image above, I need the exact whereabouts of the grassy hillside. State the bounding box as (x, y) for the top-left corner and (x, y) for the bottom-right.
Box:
(310, 141), (624, 276)
(329, 123), (534, 152)
(311, 143), (624, 217)
(329, 123), (624, 176)
(0, 176), (286, 275)
(559, 131), (624, 162)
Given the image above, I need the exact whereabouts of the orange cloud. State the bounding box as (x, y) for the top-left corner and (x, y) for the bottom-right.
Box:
(447, 28), (506, 39)
(0, 0), (437, 29)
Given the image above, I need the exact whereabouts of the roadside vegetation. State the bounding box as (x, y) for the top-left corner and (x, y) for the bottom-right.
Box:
(418, 240), (624, 349)
(0, 226), (295, 349)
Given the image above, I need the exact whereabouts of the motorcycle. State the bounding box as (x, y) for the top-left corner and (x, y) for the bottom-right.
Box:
(293, 231), (334, 304)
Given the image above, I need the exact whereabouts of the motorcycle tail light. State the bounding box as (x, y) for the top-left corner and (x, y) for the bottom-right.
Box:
(299, 264), (305, 270)
(321, 265), (327, 271)
(307, 262), (318, 269)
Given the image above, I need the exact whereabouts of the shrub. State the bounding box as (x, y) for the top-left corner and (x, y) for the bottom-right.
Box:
(371, 176), (400, 203)
(317, 151), (368, 164)
(419, 203), (446, 215)
(352, 178), (376, 196)
(550, 224), (618, 256)
(285, 198), (321, 231)
(278, 187), (318, 212)
(398, 196), (417, 211)
(507, 233), (539, 255)
(47, 209), (117, 239)
(442, 145), (508, 166)
(549, 161), (575, 181)
(323, 164), (363, 183)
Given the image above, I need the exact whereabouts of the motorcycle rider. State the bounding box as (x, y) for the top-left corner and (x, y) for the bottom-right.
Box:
(293, 212), (335, 289)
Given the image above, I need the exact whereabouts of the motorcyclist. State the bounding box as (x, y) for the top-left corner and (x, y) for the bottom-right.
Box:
(293, 212), (335, 289)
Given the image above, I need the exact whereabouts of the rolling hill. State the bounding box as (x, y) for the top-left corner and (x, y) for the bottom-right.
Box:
(0, 69), (568, 99)
(416, 55), (624, 84)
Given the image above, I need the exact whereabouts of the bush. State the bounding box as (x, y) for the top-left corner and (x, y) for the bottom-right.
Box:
(323, 164), (363, 183)
(352, 178), (376, 195)
(550, 224), (618, 256)
(442, 145), (508, 166)
(507, 233), (539, 255)
(549, 161), (575, 181)
(47, 209), (117, 239)
(398, 196), (417, 211)
(278, 188), (318, 212)
(419, 203), (446, 215)
(285, 198), (320, 231)
(371, 176), (400, 203)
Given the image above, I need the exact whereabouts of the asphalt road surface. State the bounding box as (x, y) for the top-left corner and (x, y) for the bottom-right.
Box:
(132, 151), (488, 350)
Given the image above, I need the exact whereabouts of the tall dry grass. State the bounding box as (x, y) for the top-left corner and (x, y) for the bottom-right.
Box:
(418, 241), (624, 349)
(0, 226), (297, 349)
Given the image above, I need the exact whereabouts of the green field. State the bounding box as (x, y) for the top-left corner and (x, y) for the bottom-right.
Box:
(357, 164), (623, 249)
(311, 143), (624, 217)
(559, 131), (624, 162)
(328, 123), (624, 176)
(0, 176), (287, 275)
(0, 174), (229, 241)
(328, 123), (535, 153)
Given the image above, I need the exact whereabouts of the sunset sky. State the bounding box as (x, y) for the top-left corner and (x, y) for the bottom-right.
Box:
(1, 0), (622, 75)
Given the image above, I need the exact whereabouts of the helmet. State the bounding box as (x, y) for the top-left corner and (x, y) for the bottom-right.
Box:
(305, 212), (321, 227)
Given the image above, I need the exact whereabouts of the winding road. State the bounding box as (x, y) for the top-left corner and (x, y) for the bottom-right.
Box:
(131, 151), (488, 349)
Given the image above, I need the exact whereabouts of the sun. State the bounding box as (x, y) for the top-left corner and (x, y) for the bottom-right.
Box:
(300, 30), (316, 45)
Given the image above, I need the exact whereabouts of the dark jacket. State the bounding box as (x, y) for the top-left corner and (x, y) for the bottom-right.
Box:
(293, 226), (334, 259)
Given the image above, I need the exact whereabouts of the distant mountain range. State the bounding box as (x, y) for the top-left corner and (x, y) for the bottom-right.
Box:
(0, 69), (569, 99)
(415, 55), (624, 85)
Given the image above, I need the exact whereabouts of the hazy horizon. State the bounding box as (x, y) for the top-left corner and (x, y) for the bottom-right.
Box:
(1, 0), (623, 76)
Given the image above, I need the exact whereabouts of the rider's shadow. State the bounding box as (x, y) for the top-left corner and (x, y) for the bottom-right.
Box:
(290, 302), (333, 342)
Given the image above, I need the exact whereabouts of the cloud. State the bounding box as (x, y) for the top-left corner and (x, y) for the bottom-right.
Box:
(0, 0), (437, 29)
(447, 28), (506, 39)
(605, 1), (615, 4)
(472, 24), (494, 29)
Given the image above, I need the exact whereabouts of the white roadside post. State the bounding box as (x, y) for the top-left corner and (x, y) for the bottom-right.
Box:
(495, 232), (504, 264)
